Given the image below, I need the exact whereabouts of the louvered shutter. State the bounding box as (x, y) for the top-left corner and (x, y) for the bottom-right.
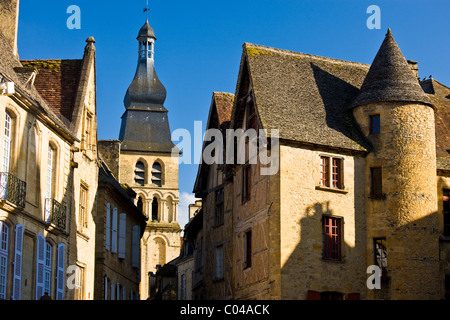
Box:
(122, 286), (126, 300)
(110, 280), (115, 300)
(0, 222), (9, 300)
(56, 243), (65, 300)
(35, 233), (45, 300)
(111, 207), (118, 253)
(116, 283), (120, 300)
(106, 203), (111, 251)
(131, 225), (140, 268)
(118, 213), (126, 259)
(104, 276), (108, 300)
(12, 224), (23, 300)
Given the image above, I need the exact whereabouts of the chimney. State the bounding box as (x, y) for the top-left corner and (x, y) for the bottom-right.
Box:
(0, 0), (20, 56)
(407, 60), (419, 79)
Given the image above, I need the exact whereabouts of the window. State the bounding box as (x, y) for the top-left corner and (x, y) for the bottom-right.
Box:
(322, 216), (342, 261)
(84, 111), (93, 149)
(135, 161), (145, 186)
(151, 197), (159, 221)
(242, 165), (251, 203)
(244, 230), (252, 269)
(137, 197), (144, 212)
(370, 167), (383, 197)
(180, 274), (186, 300)
(215, 246), (224, 281)
(320, 156), (330, 187)
(0, 223), (9, 300)
(320, 156), (343, 189)
(331, 158), (342, 189)
(44, 242), (52, 297)
(79, 184), (88, 228)
(2, 112), (12, 174)
(215, 188), (224, 226)
(444, 190), (450, 237)
(374, 238), (387, 275)
(370, 115), (380, 134)
(195, 237), (203, 274)
(151, 162), (162, 187)
(74, 265), (85, 300)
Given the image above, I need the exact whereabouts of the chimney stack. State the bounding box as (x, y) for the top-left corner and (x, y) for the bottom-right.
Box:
(407, 60), (419, 79)
(0, 0), (20, 56)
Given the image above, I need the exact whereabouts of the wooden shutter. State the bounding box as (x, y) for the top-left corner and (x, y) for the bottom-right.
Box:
(104, 276), (108, 300)
(112, 207), (118, 253)
(106, 203), (111, 251)
(116, 283), (120, 300)
(110, 280), (115, 300)
(56, 243), (65, 300)
(0, 222), (9, 300)
(122, 286), (126, 300)
(132, 225), (140, 268)
(12, 224), (23, 300)
(35, 233), (45, 300)
(118, 213), (126, 259)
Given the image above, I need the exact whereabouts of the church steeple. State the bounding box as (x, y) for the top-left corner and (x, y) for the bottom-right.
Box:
(123, 19), (167, 110)
(119, 20), (175, 153)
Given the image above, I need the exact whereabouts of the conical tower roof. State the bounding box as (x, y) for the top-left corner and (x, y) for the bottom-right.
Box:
(351, 29), (433, 109)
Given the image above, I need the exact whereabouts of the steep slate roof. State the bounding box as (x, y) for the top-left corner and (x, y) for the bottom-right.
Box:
(213, 92), (234, 130)
(421, 79), (450, 170)
(242, 42), (371, 152)
(21, 59), (83, 122)
(351, 29), (433, 109)
(0, 29), (76, 139)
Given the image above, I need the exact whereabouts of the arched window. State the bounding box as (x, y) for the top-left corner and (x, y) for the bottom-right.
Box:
(137, 196), (144, 212)
(151, 162), (162, 187)
(151, 197), (158, 221)
(46, 145), (56, 200)
(135, 161), (145, 186)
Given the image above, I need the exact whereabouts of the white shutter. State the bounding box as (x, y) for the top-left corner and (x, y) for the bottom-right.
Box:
(0, 222), (9, 300)
(118, 213), (126, 259)
(35, 233), (45, 300)
(12, 224), (23, 300)
(111, 207), (118, 253)
(122, 286), (126, 300)
(116, 283), (120, 300)
(104, 276), (108, 300)
(131, 225), (140, 268)
(106, 203), (111, 251)
(110, 280), (115, 300)
(56, 243), (65, 300)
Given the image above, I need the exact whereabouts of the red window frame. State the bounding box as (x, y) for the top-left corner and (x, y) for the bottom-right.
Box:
(444, 190), (450, 237)
(332, 158), (342, 189)
(320, 157), (330, 187)
(322, 216), (342, 261)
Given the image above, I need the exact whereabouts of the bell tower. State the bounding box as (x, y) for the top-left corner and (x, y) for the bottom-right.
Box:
(118, 18), (182, 300)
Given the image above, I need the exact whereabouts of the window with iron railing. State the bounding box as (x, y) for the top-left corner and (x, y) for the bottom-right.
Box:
(0, 172), (26, 209)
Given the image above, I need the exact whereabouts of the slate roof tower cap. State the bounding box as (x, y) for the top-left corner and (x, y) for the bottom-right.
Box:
(137, 19), (156, 40)
(124, 19), (167, 110)
(350, 28), (434, 109)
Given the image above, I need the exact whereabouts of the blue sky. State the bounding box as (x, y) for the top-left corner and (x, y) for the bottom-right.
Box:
(17, 0), (450, 228)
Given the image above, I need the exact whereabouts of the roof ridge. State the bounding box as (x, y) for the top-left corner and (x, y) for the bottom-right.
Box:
(243, 42), (370, 68)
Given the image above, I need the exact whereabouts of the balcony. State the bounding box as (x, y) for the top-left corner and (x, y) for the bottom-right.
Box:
(0, 172), (26, 209)
(44, 198), (67, 230)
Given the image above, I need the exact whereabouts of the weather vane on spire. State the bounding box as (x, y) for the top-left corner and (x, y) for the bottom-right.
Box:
(144, 0), (150, 17)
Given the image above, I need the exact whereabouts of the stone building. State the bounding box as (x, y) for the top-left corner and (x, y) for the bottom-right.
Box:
(0, 0), (98, 300)
(195, 29), (450, 300)
(99, 19), (182, 300)
(193, 92), (234, 300)
(93, 160), (147, 300)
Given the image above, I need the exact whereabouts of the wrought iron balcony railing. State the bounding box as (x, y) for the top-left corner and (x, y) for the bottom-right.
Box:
(45, 198), (67, 230)
(0, 172), (26, 209)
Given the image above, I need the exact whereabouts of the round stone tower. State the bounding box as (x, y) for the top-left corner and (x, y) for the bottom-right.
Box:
(352, 29), (441, 299)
